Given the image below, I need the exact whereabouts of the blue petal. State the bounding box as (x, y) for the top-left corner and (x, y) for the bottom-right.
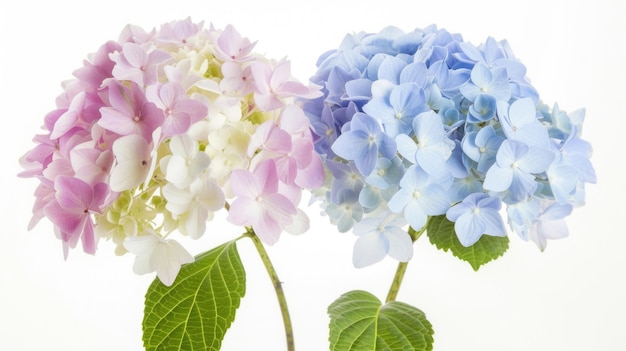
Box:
(396, 134), (418, 162)
(331, 131), (366, 160)
(404, 200), (428, 230)
(484, 165), (513, 192)
(388, 188), (412, 213)
(344, 79), (373, 101)
(462, 132), (481, 162)
(351, 113), (381, 134)
(542, 202), (573, 220)
(355, 143), (378, 176)
(454, 213), (486, 247)
(377, 133), (397, 159)
(416, 148), (448, 178)
(377, 56), (407, 84)
(508, 170), (538, 202)
(390, 83), (427, 117)
(470, 62), (493, 89)
(385, 227), (413, 262)
(519, 147), (555, 173)
(359, 186), (383, 208)
(353, 232), (388, 268)
(419, 184), (450, 215)
(446, 201), (471, 222)
(496, 140), (528, 167)
(400, 62), (428, 86)
(480, 210), (507, 237)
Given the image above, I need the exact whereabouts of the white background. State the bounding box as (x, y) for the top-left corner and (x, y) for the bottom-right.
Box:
(1, 0), (624, 350)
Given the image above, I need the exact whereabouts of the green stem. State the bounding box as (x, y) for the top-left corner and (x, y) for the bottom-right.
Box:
(246, 230), (295, 351)
(385, 225), (427, 303)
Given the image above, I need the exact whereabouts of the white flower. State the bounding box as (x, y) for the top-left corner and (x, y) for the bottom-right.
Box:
(124, 231), (194, 286)
(164, 134), (211, 189)
(110, 134), (153, 192)
(162, 177), (225, 239)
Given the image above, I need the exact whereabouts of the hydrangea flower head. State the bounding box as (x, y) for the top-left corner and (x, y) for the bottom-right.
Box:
(19, 19), (323, 286)
(303, 25), (595, 267)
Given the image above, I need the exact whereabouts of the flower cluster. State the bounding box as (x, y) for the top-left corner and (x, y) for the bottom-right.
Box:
(19, 18), (323, 285)
(303, 25), (595, 267)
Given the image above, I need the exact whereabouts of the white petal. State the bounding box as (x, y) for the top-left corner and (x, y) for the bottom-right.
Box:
(352, 232), (387, 268)
(112, 134), (150, 162)
(153, 239), (194, 286)
(162, 184), (192, 215)
(124, 233), (159, 256)
(110, 160), (150, 192)
(169, 134), (196, 158)
(284, 209), (310, 235)
(166, 155), (192, 188)
(385, 227), (413, 262)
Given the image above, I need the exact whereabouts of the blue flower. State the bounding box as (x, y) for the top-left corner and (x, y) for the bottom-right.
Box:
(460, 62), (511, 102)
(325, 188), (364, 233)
(364, 156), (404, 189)
(446, 193), (506, 247)
(499, 98), (551, 149)
(462, 125), (504, 173)
(331, 112), (397, 176)
(483, 140), (554, 203)
(467, 93), (497, 123)
(396, 111), (455, 178)
(508, 198), (572, 250)
(326, 160), (364, 204)
(527, 201), (572, 251)
(352, 212), (412, 267)
(302, 24), (595, 260)
(388, 165), (450, 230)
(363, 82), (429, 138)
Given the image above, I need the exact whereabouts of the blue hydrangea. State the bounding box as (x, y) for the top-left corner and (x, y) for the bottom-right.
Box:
(303, 25), (596, 267)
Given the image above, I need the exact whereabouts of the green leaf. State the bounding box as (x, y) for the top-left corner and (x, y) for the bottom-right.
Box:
(143, 241), (245, 351)
(427, 215), (509, 270)
(328, 290), (434, 351)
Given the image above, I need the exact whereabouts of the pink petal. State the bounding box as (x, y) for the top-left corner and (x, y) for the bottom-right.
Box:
(44, 201), (86, 237)
(295, 154), (325, 189)
(270, 59), (291, 88)
(81, 218), (97, 254)
(121, 43), (147, 68)
(277, 81), (313, 97)
(279, 104), (310, 136)
(292, 138), (313, 168)
(50, 93), (85, 139)
(54, 176), (93, 211)
(229, 169), (260, 199)
(253, 92), (283, 111)
(274, 156), (297, 185)
(227, 197), (260, 226)
(255, 159), (279, 194)
(250, 62), (271, 94)
(254, 213), (282, 245)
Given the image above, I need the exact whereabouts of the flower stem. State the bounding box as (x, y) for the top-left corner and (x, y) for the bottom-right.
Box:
(246, 230), (295, 351)
(385, 225), (427, 303)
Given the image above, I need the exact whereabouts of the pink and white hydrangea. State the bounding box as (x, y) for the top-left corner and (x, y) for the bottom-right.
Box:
(19, 18), (324, 286)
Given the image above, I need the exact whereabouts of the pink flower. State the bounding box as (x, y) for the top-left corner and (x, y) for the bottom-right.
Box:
(250, 59), (320, 111)
(110, 42), (170, 86)
(70, 147), (114, 186)
(213, 24), (256, 62)
(227, 160), (297, 244)
(43, 176), (109, 257)
(98, 81), (164, 142)
(156, 18), (203, 49)
(72, 40), (121, 90)
(220, 61), (253, 94)
(50, 92), (102, 139)
(146, 82), (207, 136)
